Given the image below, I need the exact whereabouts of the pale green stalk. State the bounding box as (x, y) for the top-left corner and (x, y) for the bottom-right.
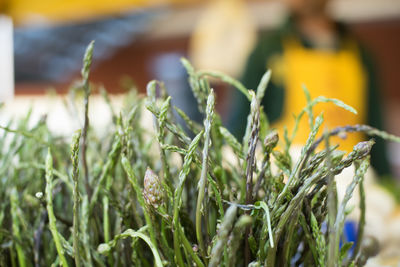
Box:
(155, 96), (174, 198)
(245, 92), (260, 205)
(195, 90), (215, 260)
(45, 149), (69, 267)
(81, 41), (95, 197)
(334, 157), (370, 264)
(350, 161), (366, 264)
(325, 132), (337, 267)
(71, 130), (82, 267)
(173, 131), (203, 267)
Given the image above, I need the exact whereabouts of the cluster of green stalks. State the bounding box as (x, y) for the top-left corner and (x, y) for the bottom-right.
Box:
(1, 42), (400, 267)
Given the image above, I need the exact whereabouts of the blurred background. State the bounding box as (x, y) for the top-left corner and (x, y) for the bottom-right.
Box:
(0, 0), (400, 179)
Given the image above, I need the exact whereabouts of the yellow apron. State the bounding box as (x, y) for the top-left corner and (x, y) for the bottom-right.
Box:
(272, 38), (367, 151)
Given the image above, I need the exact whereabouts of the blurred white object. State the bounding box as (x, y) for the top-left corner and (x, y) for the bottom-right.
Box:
(0, 95), (123, 137)
(189, 0), (256, 78)
(0, 16), (14, 102)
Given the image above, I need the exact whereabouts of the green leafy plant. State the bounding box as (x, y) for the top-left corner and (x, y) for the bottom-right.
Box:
(0, 42), (399, 267)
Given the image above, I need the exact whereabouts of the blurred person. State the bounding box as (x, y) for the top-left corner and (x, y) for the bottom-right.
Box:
(229, 0), (391, 176)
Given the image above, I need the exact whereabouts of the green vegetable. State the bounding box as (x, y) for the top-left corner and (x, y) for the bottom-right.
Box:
(0, 41), (398, 266)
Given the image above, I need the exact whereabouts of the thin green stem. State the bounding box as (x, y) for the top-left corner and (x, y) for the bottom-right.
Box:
(45, 149), (69, 267)
(173, 131), (203, 267)
(334, 157), (370, 265)
(350, 163), (366, 263)
(71, 130), (82, 267)
(81, 41), (95, 198)
(196, 91), (215, 261)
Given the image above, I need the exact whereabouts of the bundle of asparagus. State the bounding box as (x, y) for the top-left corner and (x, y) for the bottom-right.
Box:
(1, 42), (399, 267)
